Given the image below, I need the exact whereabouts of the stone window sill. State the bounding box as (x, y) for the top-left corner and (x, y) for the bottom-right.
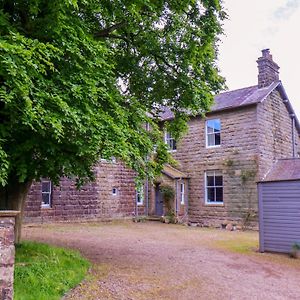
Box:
(204, 203), (224, 207)
(41, 206), (53, 210)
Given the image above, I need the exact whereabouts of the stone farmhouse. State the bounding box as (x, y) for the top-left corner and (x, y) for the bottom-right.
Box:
(24, 49), (300, 227)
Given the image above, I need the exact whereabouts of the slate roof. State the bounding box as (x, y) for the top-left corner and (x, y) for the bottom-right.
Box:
(261, 158), (300, 182)
(212, 83), (277, 112)
(157, 81), (300, 134)
(158, 82), (278, 121)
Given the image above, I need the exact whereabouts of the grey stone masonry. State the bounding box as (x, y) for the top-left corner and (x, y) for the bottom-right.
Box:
(0, 211), (19, 300)
(257, 49), (280, 88)
(171, 105), (260, 227)
(24, 160), (141, 223)
(257, 89), (300, 179)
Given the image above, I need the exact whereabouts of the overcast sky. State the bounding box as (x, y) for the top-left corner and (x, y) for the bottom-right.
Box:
(218, 0), (300, 117)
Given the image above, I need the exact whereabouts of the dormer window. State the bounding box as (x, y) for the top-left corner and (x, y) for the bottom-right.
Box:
(165, 131), (177, 151)
(206, 119), (221, 147)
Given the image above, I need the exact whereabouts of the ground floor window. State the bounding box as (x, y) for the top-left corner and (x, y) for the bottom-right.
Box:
(180, 183), (185, 204)
(41, 180), (52, 208)
(136, 186), (144, 206)
(205, 171), (223, 204)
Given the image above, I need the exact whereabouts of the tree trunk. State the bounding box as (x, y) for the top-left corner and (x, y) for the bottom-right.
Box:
(0, 179), (32, 244)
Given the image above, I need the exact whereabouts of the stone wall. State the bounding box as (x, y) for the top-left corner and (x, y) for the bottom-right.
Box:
(257, 89), (300, 179)
(0, 211), (19, 300)
(24, 161), (143, 223)
(172, 105), (259, 227)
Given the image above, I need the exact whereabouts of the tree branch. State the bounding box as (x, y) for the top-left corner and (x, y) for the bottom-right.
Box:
(94, 22), (126, 38)
(151, 52), (180, 76)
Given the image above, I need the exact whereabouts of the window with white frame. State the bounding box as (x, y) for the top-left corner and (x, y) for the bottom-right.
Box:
(205, 171), (223, 204)
(136, 186), (144, 205)
(206, 119), (221, 147)
(180, 183), (185, 205)
(41, 180), (52, 207)
(165, 131), (177, 151)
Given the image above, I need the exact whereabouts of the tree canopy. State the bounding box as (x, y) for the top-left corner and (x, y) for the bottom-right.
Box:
(0, 0), (225, 188)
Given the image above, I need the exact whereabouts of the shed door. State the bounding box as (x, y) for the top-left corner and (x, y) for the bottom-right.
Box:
(259, 181), (300, 253)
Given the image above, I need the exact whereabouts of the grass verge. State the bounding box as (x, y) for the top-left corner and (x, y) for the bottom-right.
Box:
(14, 241), (90, 300)
(212, 230), (300, 267)
(213, 231), (259, 254)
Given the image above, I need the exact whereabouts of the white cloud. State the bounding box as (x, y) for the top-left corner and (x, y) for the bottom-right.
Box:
(273, 0), (300, 20)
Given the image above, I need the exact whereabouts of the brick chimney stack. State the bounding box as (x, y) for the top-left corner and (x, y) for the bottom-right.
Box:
(257, 49), (280, 88)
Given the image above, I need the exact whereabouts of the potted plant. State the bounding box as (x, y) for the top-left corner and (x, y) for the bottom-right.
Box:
(290, 242), (300, 259)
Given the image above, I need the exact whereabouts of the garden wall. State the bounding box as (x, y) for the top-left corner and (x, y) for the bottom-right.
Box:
(0, 211), (19, 300)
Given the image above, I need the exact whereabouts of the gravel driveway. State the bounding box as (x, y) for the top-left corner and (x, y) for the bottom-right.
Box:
(23, 221), (300, 300)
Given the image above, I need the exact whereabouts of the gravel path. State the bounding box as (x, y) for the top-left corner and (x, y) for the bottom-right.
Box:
(23, 221), (300, 300)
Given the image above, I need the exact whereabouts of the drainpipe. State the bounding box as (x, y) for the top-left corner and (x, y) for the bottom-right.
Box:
(186, 179), (189, 217)
(135, 192), (138, 218)
(175, 180), (178, 217)
(291, 114), (296, 158)
(145, 122), (150, 216)
(145, 177), (149, 216)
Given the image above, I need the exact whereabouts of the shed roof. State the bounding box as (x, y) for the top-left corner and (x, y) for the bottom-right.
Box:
(260, 158), (300, 182)
(162, 164), (189, 179)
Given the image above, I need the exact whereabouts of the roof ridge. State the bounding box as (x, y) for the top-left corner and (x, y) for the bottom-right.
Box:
(216, 85), (258, 97)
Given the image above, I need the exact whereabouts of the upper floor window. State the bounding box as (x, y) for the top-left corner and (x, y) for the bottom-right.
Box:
(165, 131), (177, 151)
(205, 171), (223, 204)
(206, 119), (221, 147)
(136, 186), (144, 206)
(41, 180), (52, 208)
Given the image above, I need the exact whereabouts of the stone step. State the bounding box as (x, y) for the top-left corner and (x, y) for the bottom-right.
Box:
(146, 216), (161, 221)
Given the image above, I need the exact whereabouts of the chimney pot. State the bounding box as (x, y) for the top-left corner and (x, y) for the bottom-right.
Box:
(262, 48), (270, 58)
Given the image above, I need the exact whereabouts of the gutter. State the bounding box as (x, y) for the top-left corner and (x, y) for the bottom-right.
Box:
(277, 82), (300, 133)
(145, 177), (149, 216)
(145, 122), (150, 216)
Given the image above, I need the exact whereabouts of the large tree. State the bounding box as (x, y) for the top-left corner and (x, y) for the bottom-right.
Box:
(0, 0), (225, 242)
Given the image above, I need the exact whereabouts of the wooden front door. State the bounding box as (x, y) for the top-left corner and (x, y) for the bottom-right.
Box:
(155, 184), (163, 216)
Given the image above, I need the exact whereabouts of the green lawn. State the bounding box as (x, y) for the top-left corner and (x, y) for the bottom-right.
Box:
(14, 241), (90, 300)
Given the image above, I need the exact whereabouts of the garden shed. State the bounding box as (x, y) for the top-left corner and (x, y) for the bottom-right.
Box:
(258, 158), (300, 253)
